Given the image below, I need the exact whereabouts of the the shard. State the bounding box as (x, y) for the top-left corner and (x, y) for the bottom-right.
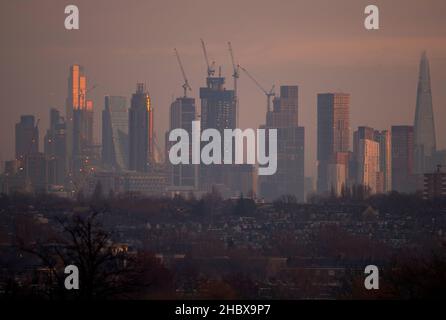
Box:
(414, 51), (437, 174)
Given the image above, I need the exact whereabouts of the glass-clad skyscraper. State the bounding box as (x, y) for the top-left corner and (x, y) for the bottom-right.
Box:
(414, 51), (437, 174)
(102, 96), (129, 171)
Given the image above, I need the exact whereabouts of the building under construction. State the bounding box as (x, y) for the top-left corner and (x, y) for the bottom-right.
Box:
(197, 40), (256, 197)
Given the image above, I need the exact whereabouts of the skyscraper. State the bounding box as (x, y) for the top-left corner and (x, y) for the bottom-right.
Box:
(15, 115), (39, 160)
(260, 86), (305, 202)
(317, 93), (350, 194)
(352, 127), (372, 190)
(85, 100), (94, 147)
(167, 97), (198, 190)
(266, 85), (299, 128)
(102, 96), (129, 171)
(374, 130), (392, 193)
(65, 64), (95, 176)
(358, 139), (382, 193)
(391, 125), (416, 193)
(15, 115), (48, 192)
(326, 152), (349, 196)
(353, 126), (384, 193)
(129, 83), (153, 172)
(414, 52), (437, 174)
(44, 108), (66, 186)
(199, 72), (237, 194)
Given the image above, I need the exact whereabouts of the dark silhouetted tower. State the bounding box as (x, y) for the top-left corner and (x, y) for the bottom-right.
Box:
(44, 108), (66, 185)
(15, 115), (38, 160)
(391, 125), (416, 193)
(129, 83), (152, 172)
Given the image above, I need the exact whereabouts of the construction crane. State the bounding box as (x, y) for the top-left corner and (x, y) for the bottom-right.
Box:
(200, 38), (215, 77)
(239, 65), (275, 113)
(228, 41), (240, 124)
(227, 42), (240, 96)
(174, 48), (192, 97)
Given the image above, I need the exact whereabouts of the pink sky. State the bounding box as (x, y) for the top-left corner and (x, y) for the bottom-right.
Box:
(1, 0), (445, 179)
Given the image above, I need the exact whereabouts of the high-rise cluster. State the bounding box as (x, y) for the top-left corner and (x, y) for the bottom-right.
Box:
(1, 51), (445, 200)
(315, 52), (442, 198)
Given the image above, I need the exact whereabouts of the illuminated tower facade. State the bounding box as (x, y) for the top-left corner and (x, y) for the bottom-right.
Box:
(374, 130), (392, 192)
(317, 93), (350, 194)
(65, 64), (90, 175)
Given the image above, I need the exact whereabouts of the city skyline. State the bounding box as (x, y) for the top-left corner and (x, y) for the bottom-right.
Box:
(1, 0), (446, 183)
(2, 1), (446, 304)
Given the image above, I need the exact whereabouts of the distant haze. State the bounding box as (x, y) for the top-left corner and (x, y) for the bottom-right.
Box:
(1, 0), (446, 180)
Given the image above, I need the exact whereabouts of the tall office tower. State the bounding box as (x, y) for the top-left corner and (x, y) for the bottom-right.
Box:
(266, 85), (299, 127)
(353, 127), (380, 194)
(102, 96), (129, 171)
(414, 52), (437, 174)
(327, 152), (350, 196)
(14, 116), (48, 192)
(352, 126), (374, 187)
(65, 64), (88, 174)
(317, 93), (350, 194)
(391, 125), (416, 193)
(129, 83), (152, 172)
(374, 130), (392, 192)
(44, 108), (66, 185)
(15, 115), (39, 160)
(167, 97), (198, 191)
(260, 85), (305, 202)
(85, 100), (94, 147)
(199, 72), (238, 194)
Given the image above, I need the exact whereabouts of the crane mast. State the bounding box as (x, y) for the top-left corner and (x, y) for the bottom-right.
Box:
(174, 48), (192, 98)
(227, 42), (239, 97)
(239, 65), (275, 113)
(228, 41), (240, 125)
(200, 38), (215, 78)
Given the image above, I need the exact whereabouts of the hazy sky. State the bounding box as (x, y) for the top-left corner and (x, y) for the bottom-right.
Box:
(1, 0), (445, 179)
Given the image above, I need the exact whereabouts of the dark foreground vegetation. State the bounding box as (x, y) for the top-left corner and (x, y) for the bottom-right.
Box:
(0, 190), (445, 299)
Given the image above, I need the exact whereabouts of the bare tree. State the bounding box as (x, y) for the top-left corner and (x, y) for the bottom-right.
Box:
(20, 210), (172, 299)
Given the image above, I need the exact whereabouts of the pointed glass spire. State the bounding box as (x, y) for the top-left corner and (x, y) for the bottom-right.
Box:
(414, 51), (436, 173)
